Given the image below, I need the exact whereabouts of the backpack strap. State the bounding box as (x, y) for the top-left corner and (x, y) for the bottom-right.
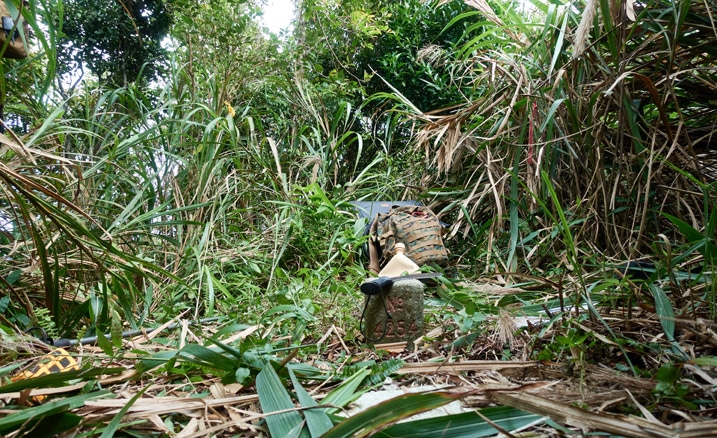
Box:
(367, 215), (381, 274)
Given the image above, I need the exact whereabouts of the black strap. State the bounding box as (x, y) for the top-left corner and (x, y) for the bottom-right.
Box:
(25, 326), (54, 346)
(359, 292), (392, 342)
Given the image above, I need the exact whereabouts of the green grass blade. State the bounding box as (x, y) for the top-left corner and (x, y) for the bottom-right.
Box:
(23, 411), (82, 437)
(663, 212), (717, 262)
(0, 402), (70, 435)
(205, 337), (245, 360)
(0, 390), (110, 435)
(693, 356), (717, 367)
(548, 9), (569, 77)
(99, 386), (150, 438)
(0, 368), (125, 393)
(648, 283), (687, 359)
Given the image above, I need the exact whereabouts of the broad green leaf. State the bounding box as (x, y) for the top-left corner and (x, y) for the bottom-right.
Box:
(286, 363), (332, 380)
(655, 363), (680, 384)
(647, 284), (687, 359)
(0, 368), (125, 394)
(137, 350), (178, 372)
(0, 391), (111, 434)
(323, 391), (465, 438)
(263, 305), (315, 322)
(206, 336), (245, 360)
(321, 367), (372, 408)
(0, 362), (24, 377)
(0, 403), (70, 435)
(548, 7), (568, 77)
(648, 283), (675, 341)
(539, 98), (566, 133)
(288, 366), (333, 438)
(178, 344), (237, 371)
(96, 324), (115, 356)
(235, 367), (252, 384)
(663, 212), (706, 243)
(374, 406), (544, 437)
(23, 412), (82, 437)
(663, 212), (717, 262)
(256, 363), (309, 438)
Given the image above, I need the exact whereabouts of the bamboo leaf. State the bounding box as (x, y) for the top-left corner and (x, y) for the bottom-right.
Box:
(539, 98), (566, 133)
(178, 344), (237, 371)
(374, 406), (544, 437)
(256, 362), (308, 438)
(648, 283), (675, 341)
(95, 327), (115, 356)
(205, 337), (245, 361)
(548, 8), (568, 77)
(321, 366), (372, 408)
(692, 356), (717, 367)
(323, 391), (465, 438)
(287, 366), (334, 437)
(99, 386), (150, 438)
(663, 212), (717, 262)
(0, 403), (69, 435)
(0, 391), (110, 434)
(0, 368), (124, 394)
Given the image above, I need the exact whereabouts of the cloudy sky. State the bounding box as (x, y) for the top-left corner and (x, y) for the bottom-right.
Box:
(262, 0), (295, 34)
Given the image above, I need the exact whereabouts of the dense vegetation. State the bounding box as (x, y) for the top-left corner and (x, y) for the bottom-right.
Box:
(0, 0), (716, 435)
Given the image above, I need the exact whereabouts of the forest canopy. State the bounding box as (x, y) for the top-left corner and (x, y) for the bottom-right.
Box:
(56, 0), (171, 86)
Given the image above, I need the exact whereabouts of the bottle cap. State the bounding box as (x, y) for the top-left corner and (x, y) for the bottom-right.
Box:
(379, 243), (419, 277)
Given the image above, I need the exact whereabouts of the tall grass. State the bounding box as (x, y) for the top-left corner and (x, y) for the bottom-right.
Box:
(0, 21), (403, 338)
(385, 0), (717, 279)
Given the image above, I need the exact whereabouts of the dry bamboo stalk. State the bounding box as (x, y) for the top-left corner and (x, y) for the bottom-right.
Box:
(490, 391), (717, 438)
(396, 360), (539, 374)
(84, 395), (260, 416)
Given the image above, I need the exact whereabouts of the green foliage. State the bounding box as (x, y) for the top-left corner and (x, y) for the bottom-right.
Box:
(373, 406), (544, 437)
(359, 0), (474, 111)
(167, 0), (278, 116)
(300, 0), (472, 112)
(0, 391), (109, 436)
(1, 0), (716, 434)
(257, 363), (312, 438)
(56, 0), (171, 86)
(322, 389), (545, 438)
(652, 363), (696, 409)
(255, 358), (408, 437)
(337, 358), (404, 386)
(0, 367), (124, 394)
(534, 322), (593, 363)
(31, 307), (57, 339)
(663, 211), (717, 265)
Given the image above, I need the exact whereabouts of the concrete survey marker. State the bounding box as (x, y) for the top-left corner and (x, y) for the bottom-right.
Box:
(363, 278), (424, 348)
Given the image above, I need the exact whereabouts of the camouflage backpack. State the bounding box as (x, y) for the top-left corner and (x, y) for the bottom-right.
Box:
(367, 205), (448, 273)
(0, 0), (29, 60)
